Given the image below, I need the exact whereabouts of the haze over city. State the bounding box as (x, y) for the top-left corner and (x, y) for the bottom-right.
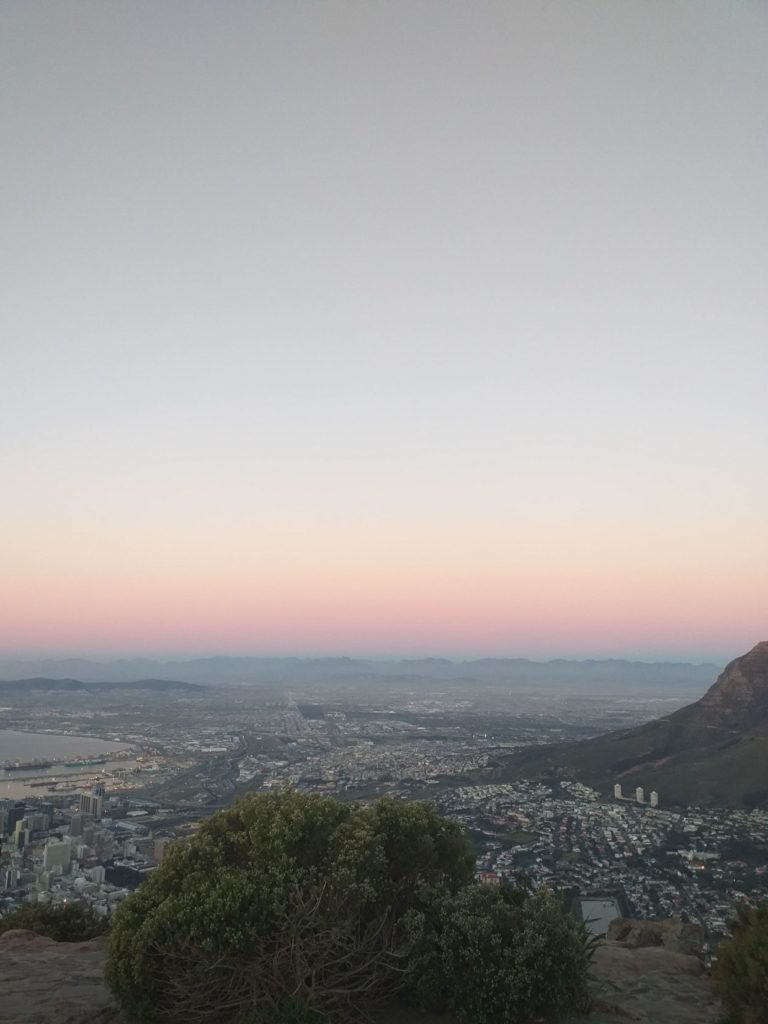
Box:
(2, 1), (766, 662)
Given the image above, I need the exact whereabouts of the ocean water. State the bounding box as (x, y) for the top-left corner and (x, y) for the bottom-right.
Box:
(0, 730), (133, 799)
(0, 729), (127, 762)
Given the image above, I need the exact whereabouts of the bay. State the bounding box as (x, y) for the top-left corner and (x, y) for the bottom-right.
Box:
(0, 730), (134, 800)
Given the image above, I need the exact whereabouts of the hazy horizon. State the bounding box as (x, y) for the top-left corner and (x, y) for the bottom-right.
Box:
(3, 1), (766, 661)
(0, 645), (734, 667)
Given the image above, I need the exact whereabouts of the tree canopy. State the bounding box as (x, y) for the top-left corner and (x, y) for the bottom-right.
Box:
(106, 790), (593, 1024)
(106, 792), (473, 1022)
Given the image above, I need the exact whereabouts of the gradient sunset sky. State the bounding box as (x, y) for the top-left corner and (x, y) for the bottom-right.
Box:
(2, 1), (766, 662)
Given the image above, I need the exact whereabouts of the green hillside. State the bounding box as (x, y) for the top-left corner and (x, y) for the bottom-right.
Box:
(491, 643), (768, 809)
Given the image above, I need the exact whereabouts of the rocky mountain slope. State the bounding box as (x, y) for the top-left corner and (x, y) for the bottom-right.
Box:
(495, 642), (768, 808)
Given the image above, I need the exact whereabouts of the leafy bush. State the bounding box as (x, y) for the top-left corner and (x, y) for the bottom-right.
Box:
(105, 791), (474, 1023)
(0, 901), (108, 942)
(404, 882), (598, 1023)
(713, 902), (768, 1024)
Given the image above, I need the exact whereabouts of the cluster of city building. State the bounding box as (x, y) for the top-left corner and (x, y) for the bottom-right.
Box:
(2, 689), (766, 950)
(0, 785), (181, 919)
(439, 780), (768, 940)
(3, 757), (767, 951)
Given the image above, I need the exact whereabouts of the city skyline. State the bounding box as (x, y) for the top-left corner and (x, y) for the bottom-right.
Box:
(2, 1), (766, 662)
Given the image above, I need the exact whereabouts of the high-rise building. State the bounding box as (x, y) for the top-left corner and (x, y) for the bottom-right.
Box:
(68, 812), (86, 837)
(43, 838), (72, 872)
(94, 830), (114, 859)
(650, 791), (659, 808)
(79, 784), (105, 819)
(5, 803), (26, 837)
(613, 783), (623, 799)
(13, 818), (31, 848)
(28, 812), (49, 833)
(0, 799), (13, 834)
(635, 787), (644, 804)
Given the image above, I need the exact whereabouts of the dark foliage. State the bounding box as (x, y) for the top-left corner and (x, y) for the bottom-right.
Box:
(0, 902), (108, 942)
(105, 792), (473, 1023)
(106, 791), (596, 1024)
(404, 882), (598, 1023)
(713, 902), (768, 1024)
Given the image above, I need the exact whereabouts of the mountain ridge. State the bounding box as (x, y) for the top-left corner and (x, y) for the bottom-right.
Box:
(0, 655), (721, 694)
(0, 677), (203, 694)
(494, 642), (768, 808)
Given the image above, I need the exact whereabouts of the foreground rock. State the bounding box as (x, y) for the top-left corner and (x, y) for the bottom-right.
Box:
(568, 918), (720, 1024)
(575, 943), (721, 1023)
(606, 916), (705, 957)
(0, 931), (118, 1024)
(0, 924), (722, 1024)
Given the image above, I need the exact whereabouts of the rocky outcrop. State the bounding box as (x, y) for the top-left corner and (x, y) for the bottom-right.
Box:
(563, 915), (720, 1022)
(690, 640), (768, 730)
(0, 924), (722, 1024)
(0, 930), (118, 1024)
(578, 942), (721, 1023)
(606, 916), (705, 957)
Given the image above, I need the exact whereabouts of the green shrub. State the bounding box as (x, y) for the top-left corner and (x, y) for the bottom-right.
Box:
(404, 882), (598, 1024)
(0, 901), (108, 942)
(713, 902), (768, 1024)
(105, 791), (474, 1024)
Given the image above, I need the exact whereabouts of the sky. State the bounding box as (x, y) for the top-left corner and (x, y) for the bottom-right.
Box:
(1, 1), (766, 663)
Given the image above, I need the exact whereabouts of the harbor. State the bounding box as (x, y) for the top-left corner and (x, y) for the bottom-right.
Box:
(0, 731), (135, 799)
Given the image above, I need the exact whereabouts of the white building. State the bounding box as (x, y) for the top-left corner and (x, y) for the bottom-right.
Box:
(650, 790), (659, 808)
(43, 838), (72, 871)
(635, 787), (644, 804)
(613, 783), (623, 799)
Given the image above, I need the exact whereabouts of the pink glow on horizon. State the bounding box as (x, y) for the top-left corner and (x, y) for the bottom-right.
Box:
(2, 549), (764, 660)
(3, 462), (765, 661)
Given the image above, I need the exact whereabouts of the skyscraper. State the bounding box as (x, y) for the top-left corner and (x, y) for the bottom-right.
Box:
(79, 783), (105, 819)
(43, 838), (72, 871)
(5, 803), (26, 837)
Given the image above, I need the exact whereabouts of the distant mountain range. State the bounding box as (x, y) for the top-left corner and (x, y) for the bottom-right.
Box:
(0, 677), (202, 694)
(0, 655), (720, 695)
(492, 642), (768, 808)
